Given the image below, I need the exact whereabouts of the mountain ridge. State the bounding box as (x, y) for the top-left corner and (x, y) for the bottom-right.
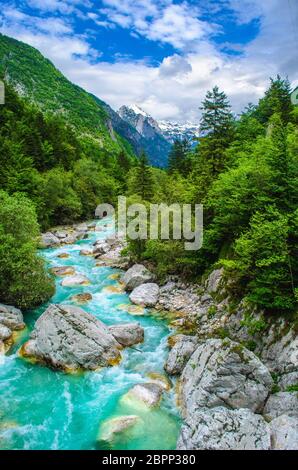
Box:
(118, 104), (171, 167)
(0, 34), (126, 154)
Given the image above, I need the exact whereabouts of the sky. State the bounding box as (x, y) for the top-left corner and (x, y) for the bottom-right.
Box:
(0, 0), (298, 123)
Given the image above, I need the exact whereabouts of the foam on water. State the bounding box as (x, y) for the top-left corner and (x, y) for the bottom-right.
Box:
(0, 218), (181, 450)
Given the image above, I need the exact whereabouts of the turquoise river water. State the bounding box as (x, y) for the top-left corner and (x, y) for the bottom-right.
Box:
(0, 219), (181, 450)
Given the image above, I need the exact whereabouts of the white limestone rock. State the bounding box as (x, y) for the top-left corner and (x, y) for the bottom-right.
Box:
(129, 283), (159, 307)
(177, 407), (271, 450)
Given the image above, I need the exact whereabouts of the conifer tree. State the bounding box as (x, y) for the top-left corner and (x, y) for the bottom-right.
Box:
(256, 76), (293, 125)
(117, 150), (131, 174)
(168, 139), (191, 175)
(198, 86), (235, 176)
(132, 151), (153, 201)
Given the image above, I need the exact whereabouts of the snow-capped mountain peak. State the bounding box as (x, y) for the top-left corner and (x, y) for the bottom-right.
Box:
(158, 120), (200, 144)
(127, 104), (150, 118)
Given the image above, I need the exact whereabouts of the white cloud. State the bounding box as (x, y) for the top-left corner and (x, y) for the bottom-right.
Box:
(97, 0), (213, 50)
(0, 0), (297, 124)
(26, 0), (90, 15)
(159, 54), (192, 78)
(2, 6), (73, 35)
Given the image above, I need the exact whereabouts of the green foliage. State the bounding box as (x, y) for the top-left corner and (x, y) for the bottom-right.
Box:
(256, 76), (294, 124)
(0, 82), (130, 230)
(0, 34), (132, 158)
(0, 191), (55, 309)
(129, 152), (154, 201)
(168, 139), (192, 175)
(286, 384), (298, 392)
(224, 208), (296, 311)
(197, 86), (235, 178)
(207, 305), (217, 318)
(0, 36), (297, 317)
(127, 78), (298, 315)
(240, 312), (267, 335)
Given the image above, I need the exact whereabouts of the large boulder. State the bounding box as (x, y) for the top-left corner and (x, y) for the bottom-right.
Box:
(180, 338), (273, 416)
(177, 407), (271, 450)
(20, 304), (122, 371)
(0, 304), (25, 330)
(263, 392), (298, 420)
(129, 283), (159, 307)
(108, 323), (144, 347)
(270, 414), (298, 450)
(121, 264), (154, 291)
(164, 335), (198, 376)
(40, 232), (60, 248)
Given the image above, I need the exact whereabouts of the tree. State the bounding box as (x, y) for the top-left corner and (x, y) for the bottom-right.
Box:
(0, 191), (55, 309)
(256, 76), (293, 125)
(200, 86), (234, 136)
(196, 86), (235, 177)
(168, 139), (192, 175)
(130, 151), (154, 201)
(223, 208), (296, 311)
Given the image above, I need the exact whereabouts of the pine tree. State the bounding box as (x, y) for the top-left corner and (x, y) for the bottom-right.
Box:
(132, 151), (154, 201)
(256, 76), (293, 124)
(168, 139), (191, 175)
(117, 150), (131, 174)
(200, 86), (234, 137)
(197, 86), (235, 177)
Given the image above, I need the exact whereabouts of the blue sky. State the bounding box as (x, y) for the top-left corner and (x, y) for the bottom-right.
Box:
(0, 1), (297, 121)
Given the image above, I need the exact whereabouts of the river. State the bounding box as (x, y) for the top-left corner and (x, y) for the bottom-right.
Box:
(0, 219), (180, 450)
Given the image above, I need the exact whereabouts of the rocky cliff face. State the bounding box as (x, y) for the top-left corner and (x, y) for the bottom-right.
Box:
(118, 105), (171, 167)
(157, 270), (298, 450)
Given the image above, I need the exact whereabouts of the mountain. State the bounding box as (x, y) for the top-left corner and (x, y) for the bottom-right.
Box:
(158, 120), (200, 144)
(96, 99), (162, 165)
(118, 105), (171, 167)
(0, 34), (138, 160)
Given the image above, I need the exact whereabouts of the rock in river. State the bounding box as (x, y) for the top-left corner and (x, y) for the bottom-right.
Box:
(71, 293), (93, 304)
(61, 274), (90, 287)
(20, 304), (122, 371)
(109, 323), (144, 347)
(121, 383), (163, 409)
(98, 415), (140, 443)
(51, 266), (76, 277)
(129, 283), (159, 307)
(121, 264), (154, 291)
